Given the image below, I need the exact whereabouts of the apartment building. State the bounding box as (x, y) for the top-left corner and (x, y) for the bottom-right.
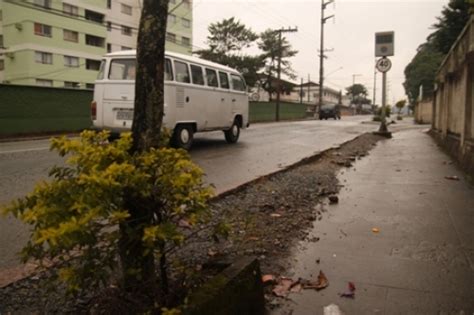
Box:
(0, 0), (193, 89)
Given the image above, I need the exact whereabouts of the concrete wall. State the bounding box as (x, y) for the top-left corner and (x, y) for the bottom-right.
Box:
(415, 100), (433, 124)
(432, 16), (474, 176)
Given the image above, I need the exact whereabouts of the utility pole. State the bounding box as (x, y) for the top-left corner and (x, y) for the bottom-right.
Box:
(352, 74), (361, 114)
(300, 78), (303, 104)
(275, 27), (298, 122)
(307, 74), (310, 103)
(373, 60), (377, 108)
(318, 0), (335, 117)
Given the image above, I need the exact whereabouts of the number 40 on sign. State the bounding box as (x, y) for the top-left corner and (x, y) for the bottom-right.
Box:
(376, 57), (392, 73)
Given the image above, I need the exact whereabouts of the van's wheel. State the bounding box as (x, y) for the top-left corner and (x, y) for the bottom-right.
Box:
(224, 120), (240, 144)
(172, 124), (193, 150)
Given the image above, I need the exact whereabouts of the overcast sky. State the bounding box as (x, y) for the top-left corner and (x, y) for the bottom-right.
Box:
(192, 0), (447, 104)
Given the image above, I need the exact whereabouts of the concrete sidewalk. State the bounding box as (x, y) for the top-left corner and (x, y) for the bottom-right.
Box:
(275, 128), (474, 314)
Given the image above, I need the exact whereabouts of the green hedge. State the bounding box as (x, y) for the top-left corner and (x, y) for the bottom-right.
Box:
(249, 101), (308, 122)
(0, 84), (93, 136)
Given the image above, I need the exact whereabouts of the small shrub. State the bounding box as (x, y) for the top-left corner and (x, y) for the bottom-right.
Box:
(2, 130), (213, 298)
(397, 115), (403, 120)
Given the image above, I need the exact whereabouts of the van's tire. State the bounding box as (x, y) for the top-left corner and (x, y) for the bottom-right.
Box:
(224, 120), (240, 144)
(172, 124), (194, 150)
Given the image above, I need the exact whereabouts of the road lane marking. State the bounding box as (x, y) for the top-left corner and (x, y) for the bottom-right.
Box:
(0, 147), (50, 154)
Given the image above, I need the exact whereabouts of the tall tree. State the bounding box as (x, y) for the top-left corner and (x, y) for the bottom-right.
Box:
(195, 17), (263, 88)
(403, 41), (444, 104)
(258, 29), (298, 101)
(119, 0), (168, 305)
(404, 0), (470, 103)
(395, 99), (407, 114)
(429, 0), (471, 54)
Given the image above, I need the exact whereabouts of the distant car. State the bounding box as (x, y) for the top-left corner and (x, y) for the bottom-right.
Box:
(319, 104), (341, 120)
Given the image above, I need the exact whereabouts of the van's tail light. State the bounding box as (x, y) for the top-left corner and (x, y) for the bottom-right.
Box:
(91, 101), (97, 120)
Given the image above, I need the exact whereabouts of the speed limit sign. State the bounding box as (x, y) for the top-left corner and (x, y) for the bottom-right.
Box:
(376, 57), (392, 72)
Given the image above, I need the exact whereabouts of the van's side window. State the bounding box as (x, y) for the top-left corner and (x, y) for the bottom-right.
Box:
(174, 60), (190, 83)
(190, 64), (204, 85)
(219, 71), (229, 89)
(165, 58), (173, 81)
(231, 74), (246, 91)
(206, 68), (218, 87)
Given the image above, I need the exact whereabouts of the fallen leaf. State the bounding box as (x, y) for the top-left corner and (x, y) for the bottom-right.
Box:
(372, 228), (380, 233)
(445, 176), (460, 181)
(302, 270), (329, 290)
(207, 249), (217, 257)
(339, 281), (356, 298)
(262, 274), (275, 285)
(290, 281), (302, 293)
(178, 219), (192, 229)
(247, 236), (259, 241)
(270, 213), (282, 218)
(272, 277), (293, 297)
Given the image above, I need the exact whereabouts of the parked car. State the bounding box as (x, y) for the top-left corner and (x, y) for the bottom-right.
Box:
(319, 104), (341, 120)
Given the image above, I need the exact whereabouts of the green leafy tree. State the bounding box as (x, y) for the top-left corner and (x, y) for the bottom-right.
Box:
(404, 0), (470, 103)
(403, 42), (444, 104)
(395, 99), (407, 114)
(195, 17), (263, 88)
(345, 84), (370, 105)
(429, 0), (471, 54)
(258, 29), (298, 101)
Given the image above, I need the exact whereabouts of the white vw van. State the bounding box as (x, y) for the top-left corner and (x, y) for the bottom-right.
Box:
(91, 50), (249, 149)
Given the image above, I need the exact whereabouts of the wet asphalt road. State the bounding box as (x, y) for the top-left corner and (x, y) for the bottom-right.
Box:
(0, 116), (373, 270)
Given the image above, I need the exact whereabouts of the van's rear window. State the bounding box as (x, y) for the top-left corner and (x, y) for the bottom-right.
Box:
(109, 59), (136, 80)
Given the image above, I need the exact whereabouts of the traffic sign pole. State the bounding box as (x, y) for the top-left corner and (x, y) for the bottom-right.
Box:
(375, 56), (391, 137)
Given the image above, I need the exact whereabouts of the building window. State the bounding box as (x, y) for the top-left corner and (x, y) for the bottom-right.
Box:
(0, 60), (4, 71)
(121, 25), (132, 36)
(107, 21), (112, 31)
(182, 18), (191, 28)
(166, 32), (176, 43)
(182, 36), (191, 47)
(182, 0), (191, 10)
(34, 0), (51, 9)
(34, 23), (52, 37)
(85, 34), (105, 47)
(63, 3), (78, 16)
(36, 79), (53, 86)
(64, 81), (80, 88)
(168, 14), (176, 24)
(0, 10), (3, 21)
(85, 10), (104, 23)
(121, 4), (132, 15)
(86, 83), (95, 90)
(107, 0), (111, 9)
(0, 35), (3, 48)
(64, 55), (79, 67)
(63, 29), (78, 42)
(35, 51), (53, 64)
(107, 43), (112, 53)
(86, 59), (101, 70)
(121, 46), (132, 51)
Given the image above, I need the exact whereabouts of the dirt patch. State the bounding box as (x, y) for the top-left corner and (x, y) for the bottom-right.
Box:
(0, 133), (386, 313)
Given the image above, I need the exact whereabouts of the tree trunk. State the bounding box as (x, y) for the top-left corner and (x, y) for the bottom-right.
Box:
(118, 0), (169, 309)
